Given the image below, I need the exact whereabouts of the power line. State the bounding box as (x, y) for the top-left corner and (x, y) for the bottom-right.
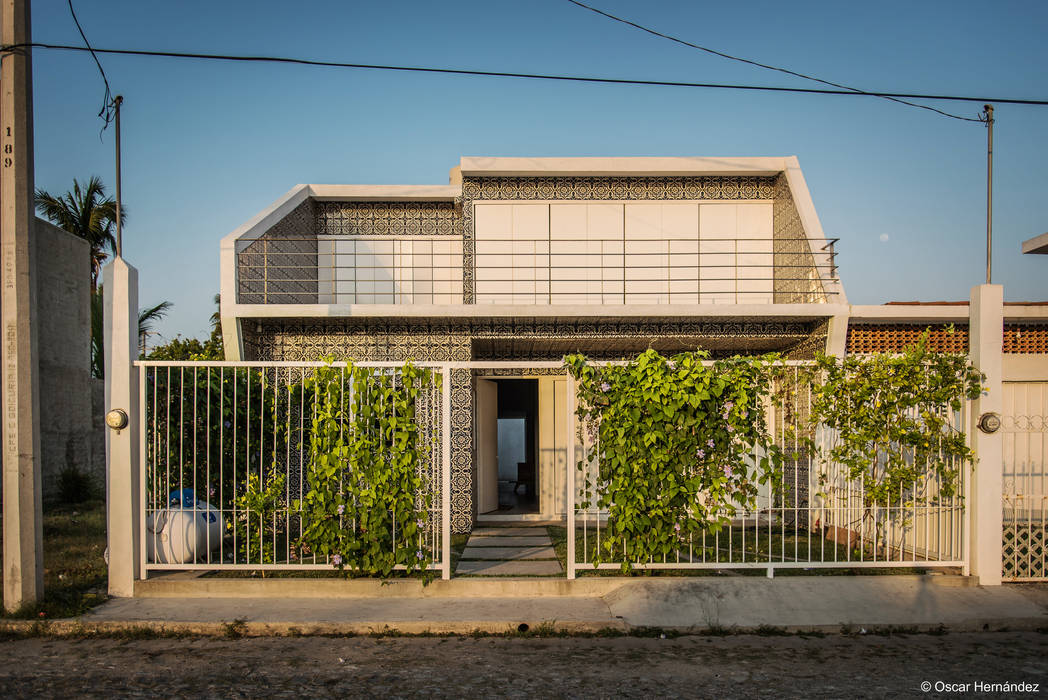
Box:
(66, 0), (116, 131)
(564, 0), (980, 122)
(3, 42), (1047, 108)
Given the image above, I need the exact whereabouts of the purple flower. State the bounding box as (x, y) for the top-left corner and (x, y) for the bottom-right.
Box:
(741, 411), (749, 420)
(600, 382), (611, 393)
(706, 439), (715, 448)
(723, 465), (733, 476)
(696, 449), (705, 459)
(416, 518), (424, 528)
(673, 523), (681, 533)
(723, 401), (735, 411)
(416, 550), (425, 561)
(336, 504), (345, 516)
(331, 554), (342, 566)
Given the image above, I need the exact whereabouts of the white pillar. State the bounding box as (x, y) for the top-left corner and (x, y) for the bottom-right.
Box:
(2, 0), (43, 613)
(825, 313), (849, 357)
(103, 259), (140, 597)
(969, 284), (1003, 586)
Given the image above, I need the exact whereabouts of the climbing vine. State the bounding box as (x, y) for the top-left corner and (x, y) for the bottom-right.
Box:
(566, 349), (784, 572)
(296, 361), (438, 577)
(228, 471), (287, 565)
(566, 335), (982, 571)
(799, 331), (984, 509)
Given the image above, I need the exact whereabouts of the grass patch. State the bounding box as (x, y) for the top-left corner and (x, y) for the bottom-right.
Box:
(223, 618), (248, 638)
(0, 499), (108, 619)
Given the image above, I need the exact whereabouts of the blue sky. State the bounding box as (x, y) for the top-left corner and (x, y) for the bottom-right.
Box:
(29, 0), (1048, 345)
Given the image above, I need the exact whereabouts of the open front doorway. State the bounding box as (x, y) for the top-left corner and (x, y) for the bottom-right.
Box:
(476, 379), (539, 515)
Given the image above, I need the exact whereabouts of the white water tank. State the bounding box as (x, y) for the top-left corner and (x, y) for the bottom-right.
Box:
(146, 501), (223, 564)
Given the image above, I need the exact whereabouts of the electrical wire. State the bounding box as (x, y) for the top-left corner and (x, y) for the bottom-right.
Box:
(2, 42), (1046, 108)
(66, 0), (118, 131)
(564, 0), (982, 122)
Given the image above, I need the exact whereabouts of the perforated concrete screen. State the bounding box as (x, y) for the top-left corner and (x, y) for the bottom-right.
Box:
(474, 201), (773, 305)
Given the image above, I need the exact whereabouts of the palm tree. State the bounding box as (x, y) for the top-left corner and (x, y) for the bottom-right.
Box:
(90, 286), (172, 378)
(139, 300), (173, 356)
(90, 287), (104, 379)
(35, 176), (125, 289)
(210, 293), (222, 337)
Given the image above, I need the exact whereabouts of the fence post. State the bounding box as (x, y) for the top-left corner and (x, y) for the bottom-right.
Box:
(103, 259), (141, 596)
(969, 284), (1003, 586)
(566, 374), (576, 580)
(441, 365), (452, 580)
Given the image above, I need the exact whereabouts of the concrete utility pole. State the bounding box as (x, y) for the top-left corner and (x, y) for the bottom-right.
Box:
(112, 94), (121, 257)
(1, 0), (43, 612)
(983, 104), (994, 285)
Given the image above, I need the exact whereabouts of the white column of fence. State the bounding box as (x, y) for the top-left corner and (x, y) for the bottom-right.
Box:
(103, 259), (141, 597)
(970, 284), (1004, 585)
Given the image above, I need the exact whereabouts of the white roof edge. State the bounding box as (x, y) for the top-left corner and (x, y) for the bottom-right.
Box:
(308, 184), (461, 201)
(851, 304), (1048, 321)
(220, 184), (310, 248)
(1021, 232), (1048, 254)
(782, 157), (848, 305)
(459, 156), (789, 177)
(220, 184), (311, 359)
(849, 305), (970, 322)
(226, 302), (850, 320)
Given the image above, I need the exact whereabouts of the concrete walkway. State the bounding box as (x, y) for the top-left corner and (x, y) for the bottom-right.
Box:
(7, 576), (1042, 637)
(457, 526), (562, 576)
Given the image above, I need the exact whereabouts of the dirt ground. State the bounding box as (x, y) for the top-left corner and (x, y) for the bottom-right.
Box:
(2, 630), (1046, 698)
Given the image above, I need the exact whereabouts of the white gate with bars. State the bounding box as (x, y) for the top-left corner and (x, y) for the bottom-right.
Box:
(136, 361), (452, 579)
(565, 364), (971, 578)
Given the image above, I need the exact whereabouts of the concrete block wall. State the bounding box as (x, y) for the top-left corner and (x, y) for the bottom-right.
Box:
(30, 219), (99, 499)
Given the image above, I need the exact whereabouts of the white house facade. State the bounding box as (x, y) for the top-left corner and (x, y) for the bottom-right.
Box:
(219, 157), (1047, 545)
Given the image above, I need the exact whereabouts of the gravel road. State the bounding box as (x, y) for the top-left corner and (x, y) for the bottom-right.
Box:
(2, 630), (1046, 698)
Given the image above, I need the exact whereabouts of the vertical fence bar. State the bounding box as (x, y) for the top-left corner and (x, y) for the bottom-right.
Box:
(219, 367), (224, 566)
(205, 368), (212, 563)
(962, 397), (972, 576)
(138, 365), (148, 577)
(441, 365), (452, 580)
(567, 373), (577, 579)
(285, 372), (292, 565)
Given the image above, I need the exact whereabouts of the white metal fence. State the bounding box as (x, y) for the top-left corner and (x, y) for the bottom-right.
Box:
(1002, 382), (1047, 581)
(566, 364), (970, 578)
(134, 358), (972, 581)
(137, 361), (452, 579)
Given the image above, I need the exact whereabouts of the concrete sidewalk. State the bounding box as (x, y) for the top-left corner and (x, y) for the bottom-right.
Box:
(6, 576), (1047, 636)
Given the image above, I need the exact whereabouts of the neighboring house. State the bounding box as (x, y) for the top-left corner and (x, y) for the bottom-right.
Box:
(219, 157), (1047, 543)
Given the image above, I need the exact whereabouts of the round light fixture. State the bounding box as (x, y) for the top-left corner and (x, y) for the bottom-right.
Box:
(977, 412), (1001, 434)
(105, 408), (129, 430)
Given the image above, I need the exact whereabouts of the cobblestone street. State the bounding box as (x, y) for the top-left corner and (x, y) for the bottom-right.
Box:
(2, 631), (1046, 698)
